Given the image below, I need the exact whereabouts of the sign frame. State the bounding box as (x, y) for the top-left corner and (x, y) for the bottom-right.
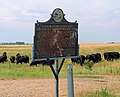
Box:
(33, 8), (79, 60)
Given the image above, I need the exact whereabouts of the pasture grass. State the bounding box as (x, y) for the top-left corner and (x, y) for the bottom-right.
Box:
(73, 60), (120, 75)
(0, 43), (120, 79)
(0, 63), (54, 79)
(80, 43), (120, 55)
(76, 87), (119, 97)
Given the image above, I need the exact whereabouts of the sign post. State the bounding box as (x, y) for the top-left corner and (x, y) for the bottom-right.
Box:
(55, 59), (59, 97)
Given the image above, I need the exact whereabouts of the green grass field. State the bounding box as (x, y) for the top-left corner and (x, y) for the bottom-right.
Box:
(0, 44), (120, 79)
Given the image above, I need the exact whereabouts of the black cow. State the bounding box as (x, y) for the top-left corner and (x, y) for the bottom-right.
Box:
(71, 57), (78, 64)
(86, 53), (102, 63)
(71, 55), (86, 66)
(30, 59), (55, 66)
(86, 54), (99, 63)
(96, 53), (102, 61)
(103, 52), (120, 61)
(112, 52), (119, 59)
(104, 52), (111, 61)
(77, 55), (86, 66)
(10, 56), (15, 63)
(16, 53), (29, 64)
(16, 53), (21, 64)
(0, 52), (7, 63)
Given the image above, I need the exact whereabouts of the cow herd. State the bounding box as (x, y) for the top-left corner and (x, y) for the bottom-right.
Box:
(0, 52), (54, 66)
(71, 51), (120, 66)
(0, 51), (120, 66)
(0, 52), (29, 64)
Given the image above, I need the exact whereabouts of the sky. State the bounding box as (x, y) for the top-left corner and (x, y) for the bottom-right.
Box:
(0, 0), (120, 43)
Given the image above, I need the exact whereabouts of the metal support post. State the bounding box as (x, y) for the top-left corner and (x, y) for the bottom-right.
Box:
(55, 59), (59, 97)
(49, 58), (65, 97)
(67, 64), (74, 97)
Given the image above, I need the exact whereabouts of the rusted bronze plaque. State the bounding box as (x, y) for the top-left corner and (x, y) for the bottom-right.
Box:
(34, 8), (78, 59)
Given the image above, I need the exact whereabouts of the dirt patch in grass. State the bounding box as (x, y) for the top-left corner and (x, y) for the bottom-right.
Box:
(0, 75), (119, 97)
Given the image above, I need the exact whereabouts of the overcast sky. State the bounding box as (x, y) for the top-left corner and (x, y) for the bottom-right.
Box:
(0, 0), (120, 43)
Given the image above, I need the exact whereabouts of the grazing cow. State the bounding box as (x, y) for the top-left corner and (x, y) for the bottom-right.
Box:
(10, 56), (15, 63)
(96, 53), (102, 61)
(0, 52), (7, 63)
(103, 52), (120, 61)
(112, 52), (119, 59)
(16, 53), (21, 64)
(71, 55), (86, 66)
(30, 59), (55, 66)
(22, 55), (29, 63)
(16, 53), (29, 64)
(77, 55), (86, 66)
(3, 52), (7, 62)
(86, 53), (102, 63)
(71, 57), (78, 64)
(103, 52), (111, 61)
(86, 54), (98, 63)
(86, 54), (93, 62)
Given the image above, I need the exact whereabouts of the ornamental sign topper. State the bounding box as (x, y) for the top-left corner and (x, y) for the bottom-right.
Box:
(34, 8), (79, 59)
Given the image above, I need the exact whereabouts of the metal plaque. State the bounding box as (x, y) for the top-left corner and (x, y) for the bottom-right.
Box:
(34, 8), (79, 59)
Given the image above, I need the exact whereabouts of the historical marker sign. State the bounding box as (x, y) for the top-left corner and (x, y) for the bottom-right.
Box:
(34, 8), (79, 59)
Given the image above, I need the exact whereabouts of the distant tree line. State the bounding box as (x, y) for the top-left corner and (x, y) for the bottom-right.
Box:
(0, 42), (29, 45)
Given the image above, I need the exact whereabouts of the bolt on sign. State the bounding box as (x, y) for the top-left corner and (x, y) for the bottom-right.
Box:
(34, 8), (79, 59)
